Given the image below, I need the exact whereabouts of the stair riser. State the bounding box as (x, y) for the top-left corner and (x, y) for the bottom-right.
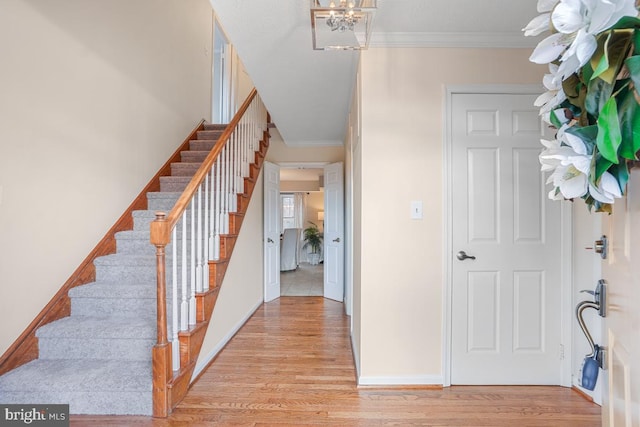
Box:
(95, 264), (156, 283)
(171, 163), (201, 176)
(95, 261), (200, 284)
(0, 391), (152, 415)
(71, 297), (156, 318)
(180, 151), (209, 163)
(189, 140), (216, 151)
(116, 238), (199, 256)
(147, 197), (179, 212)
(196, 130), (223, 140)
(203, 123), (227, 131)
(133, 215), (156, 231)
(39, 337), (155, 361)
(116, 238), (155, 255)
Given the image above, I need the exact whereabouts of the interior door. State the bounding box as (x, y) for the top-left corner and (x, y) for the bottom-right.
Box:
(450, 92), (563, 384)
(324, 162), (344, 302)
(263, 161), (280, 302)
(600, 171), (640, 426)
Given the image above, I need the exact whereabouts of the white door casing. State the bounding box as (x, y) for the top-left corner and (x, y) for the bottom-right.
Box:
(324, 162), (345, 302)
(600, 171), (640, 427)
(448, 90), (567, 385)
(263, 161), (281, 302)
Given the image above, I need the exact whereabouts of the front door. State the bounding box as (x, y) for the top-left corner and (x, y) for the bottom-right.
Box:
(600, 171), (640, 426)
(450, 92), (564, 384)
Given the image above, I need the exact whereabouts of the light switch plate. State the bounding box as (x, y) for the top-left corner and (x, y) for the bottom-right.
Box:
(411, 200), (423, 219)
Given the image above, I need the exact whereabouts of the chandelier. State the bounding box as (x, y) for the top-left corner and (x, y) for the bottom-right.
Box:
(310, 0), (377, 50)
(326, 1), (358, 32)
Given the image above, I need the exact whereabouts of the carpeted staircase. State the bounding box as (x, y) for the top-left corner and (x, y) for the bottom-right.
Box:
(0, 123), (254, 415)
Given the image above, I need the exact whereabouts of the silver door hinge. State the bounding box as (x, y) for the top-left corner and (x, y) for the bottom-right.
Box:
(560, 344), (565, 360)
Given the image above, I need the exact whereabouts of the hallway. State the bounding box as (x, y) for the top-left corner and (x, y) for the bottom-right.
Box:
(72, 297), (600, 426)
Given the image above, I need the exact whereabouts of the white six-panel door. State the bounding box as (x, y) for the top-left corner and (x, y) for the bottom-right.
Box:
(324, 162), (344, 302)
(263, 161), (281, 302)
(450, 93), (563, 384)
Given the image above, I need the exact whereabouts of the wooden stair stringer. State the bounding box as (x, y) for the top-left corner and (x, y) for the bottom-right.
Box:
(164, 129), (270, 414)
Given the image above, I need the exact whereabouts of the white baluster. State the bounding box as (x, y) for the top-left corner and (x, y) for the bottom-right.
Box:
(180, 211), (188, 332)
(203, 171), (210, 291)
(214, 157), (221, 260)
(189, 196), (196, 326)
(196, 185), (203, 294)
(202, 174), (209, 291)
(171, 226), (179, 371)
(223, 145), (229, 234)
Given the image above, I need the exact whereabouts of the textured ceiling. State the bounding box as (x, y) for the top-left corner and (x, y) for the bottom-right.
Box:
(209, 0), (540, 147)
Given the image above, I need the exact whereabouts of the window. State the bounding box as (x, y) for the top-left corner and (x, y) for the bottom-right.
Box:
(281, 194), (295, 230)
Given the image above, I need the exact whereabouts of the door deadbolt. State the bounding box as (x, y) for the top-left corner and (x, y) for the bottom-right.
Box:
(585, 235), (608, 259)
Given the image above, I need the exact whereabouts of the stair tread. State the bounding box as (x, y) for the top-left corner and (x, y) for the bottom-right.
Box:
(0, 359), (151, 392)
(36, 315), (155, 339)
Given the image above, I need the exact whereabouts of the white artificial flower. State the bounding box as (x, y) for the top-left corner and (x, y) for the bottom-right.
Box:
(550, 0), (638, 79)
(528, 0), (638, 79)
(535, 64), (568, 113)
(540, 125), (592, 199)
(524, 13), (554, 36)
(529, 32), (574, 64)
(524, 0), (562, 36)
(589, 171), (623, 203)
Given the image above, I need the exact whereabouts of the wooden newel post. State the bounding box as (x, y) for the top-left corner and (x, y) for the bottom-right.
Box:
(150, 212), (171, 417)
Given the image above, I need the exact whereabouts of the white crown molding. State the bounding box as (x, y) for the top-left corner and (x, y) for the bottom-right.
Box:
(369, 31), (540, 48)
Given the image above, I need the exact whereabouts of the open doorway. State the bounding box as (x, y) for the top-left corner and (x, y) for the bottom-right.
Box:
(279, 167), (325, 296)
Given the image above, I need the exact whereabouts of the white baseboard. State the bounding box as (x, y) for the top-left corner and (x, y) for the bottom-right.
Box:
(191, 299), (263, 381)
(358, 374), (443, 386)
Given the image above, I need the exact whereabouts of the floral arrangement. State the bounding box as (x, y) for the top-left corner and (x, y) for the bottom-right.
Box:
(524, 0), (640, 212)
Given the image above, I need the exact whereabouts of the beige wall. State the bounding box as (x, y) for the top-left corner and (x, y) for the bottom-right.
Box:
(355, 47), (545, 382)
(0, 0), (214, 356)
(195, 170), (264, 375)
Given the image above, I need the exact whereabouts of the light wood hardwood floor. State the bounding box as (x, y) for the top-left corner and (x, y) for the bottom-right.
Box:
(72, 297), (600, 426)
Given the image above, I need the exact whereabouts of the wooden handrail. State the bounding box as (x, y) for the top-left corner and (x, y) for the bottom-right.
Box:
(150, 88), (258, 247)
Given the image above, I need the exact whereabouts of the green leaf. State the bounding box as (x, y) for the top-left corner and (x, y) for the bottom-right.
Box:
(610, 16), (640, 30)
(592, 152), (613, 182)
(586, 77), (614, 117)
(625, 55), (640, 95)
(596, 97), (622, 164)
(609, 162), (630, 193)
(565, 124), (598, 153)
(617, 87), (640, 160)
(550, 110), (563, 129)
(582, 61), (595, 83)
(635, 29), (640, 55)
(593, 30), (633, 84)
(590, 32), (610, 82)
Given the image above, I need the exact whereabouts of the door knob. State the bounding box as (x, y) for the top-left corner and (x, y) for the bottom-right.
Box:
(456, 251), (476, 261)
(267, 237), (274, 243)
(333, 237), (341, 243)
